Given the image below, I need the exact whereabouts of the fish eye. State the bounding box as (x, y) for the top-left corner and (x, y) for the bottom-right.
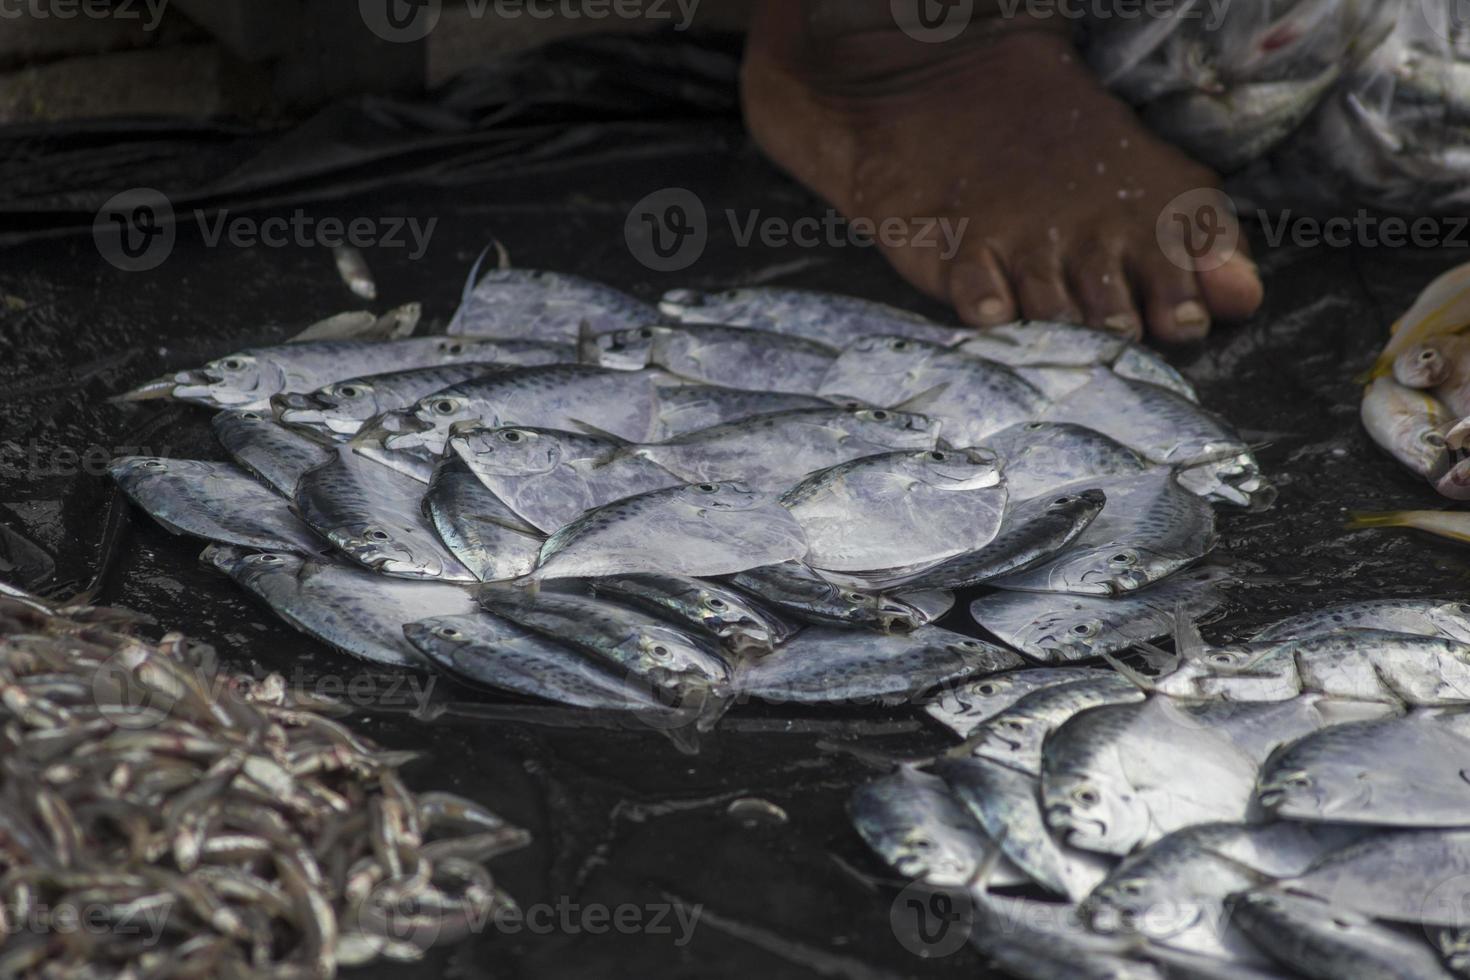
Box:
(1073, 787), (1100, 806)
(143, 459), (167, 469)
(1071, 623), (1096, 636)
(1456, 603), (1470, 615)
(257, 554), (283, 564)
(697, 483), (719, 493)
(1109, 552), (1137, 567)
(706, 597), (727, 610)
(1209, 654), (1235, 665)
(928, 451), (947, 462)
(366, 529), (390, 542)
(501, 431), (523, 443)
(223, 358), (246, 370)
(846, 592), (867, 603)
(1421, 350), (1438, 361)
(337, 385), (361, 399)
(444, 342), (464, 355)
(909, 836), (933, 850)
(435, 626), (463, 639)
(639, 328), (655, 339)
(1024, 422), (1047, 431)
(1118, 881), (1144, 896)
(1001, 719), (1025, 732)
(870, 410), (890, 421)
(1053, 496), (1074, 506)
(240, 411), (263, 421)
(434, 399), (458, 415)
(975, 683), (998, 695)
(1425, 431), (1447, 447)
(890, 340), (910, 351)
(651, 644), (670, 658)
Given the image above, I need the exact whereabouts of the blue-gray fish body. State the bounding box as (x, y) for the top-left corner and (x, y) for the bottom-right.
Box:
(589, 573), (794, 656)
(111, 457), (323, 555)
(423, 459), (543, 583)
(294, 447), (474, 581)
(206, 546), (476, 667)
(448, 268), (659, 342)
(652, 384), (836, 438)
(586, 323), (839, 395)
(723, 561), (925, 631)
(212, 409), (332, 497)
(659, 286), (967, 347)
(984, 422), (1150, 501)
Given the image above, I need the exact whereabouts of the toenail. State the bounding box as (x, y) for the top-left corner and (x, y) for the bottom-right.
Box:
(977, 298), (1010, 324)
(1102, 314), (1140, 338)
(1173, 301), (1210, 337)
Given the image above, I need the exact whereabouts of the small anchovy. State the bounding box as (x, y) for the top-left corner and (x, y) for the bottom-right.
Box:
(333, 245), (377, 300)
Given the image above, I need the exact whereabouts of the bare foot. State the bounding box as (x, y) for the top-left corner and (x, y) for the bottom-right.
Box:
(740, 1), (1264, 343)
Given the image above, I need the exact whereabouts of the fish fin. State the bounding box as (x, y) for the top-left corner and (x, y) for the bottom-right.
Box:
(576, 320), (602, 365)
(111, 375), (179, 403)
(1134, 640), (1180, 674)
(565, 418), (635, 449)
(1096, 649), (1157, 693)
(972, 825), (1010, 892)
(890, 382), (951, 416)
(1174, 606), (1208, 663)
(1346, 510), (1416, 531)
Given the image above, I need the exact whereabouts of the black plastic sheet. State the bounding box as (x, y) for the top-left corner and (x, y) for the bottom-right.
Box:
(2, 29), (1469, 980)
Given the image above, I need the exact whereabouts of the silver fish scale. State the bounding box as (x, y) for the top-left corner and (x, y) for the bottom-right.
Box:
(212, 410), (332, 497)
(448, 268), (660, 341)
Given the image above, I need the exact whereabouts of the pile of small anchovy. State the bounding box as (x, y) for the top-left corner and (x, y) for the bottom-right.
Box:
(856, 596), (1470, 979)
(0, 587), (527, 979)
(105, 258), (1273, 737)
(1087, 0), (1470, 212)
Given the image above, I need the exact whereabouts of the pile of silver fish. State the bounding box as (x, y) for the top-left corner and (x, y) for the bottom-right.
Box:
(1088, 0), (1470, 213)
(855, 597), (1470, 979)
(108, 263), (1269, 733)
(0, 585), (527, 978)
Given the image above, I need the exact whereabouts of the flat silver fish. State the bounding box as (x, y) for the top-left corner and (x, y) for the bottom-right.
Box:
(923, 666), (1119, 738)
(652, 384), (838, 438)
(723, 561), (927, 631)
(984, 422), (1150, 502)
(584, 323), (838, 394)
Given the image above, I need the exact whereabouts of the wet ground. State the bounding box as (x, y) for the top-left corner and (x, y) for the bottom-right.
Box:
(4, 51), (1470, 980)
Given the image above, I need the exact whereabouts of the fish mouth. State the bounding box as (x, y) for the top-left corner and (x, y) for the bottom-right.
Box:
(1046, 804), (1107, 844)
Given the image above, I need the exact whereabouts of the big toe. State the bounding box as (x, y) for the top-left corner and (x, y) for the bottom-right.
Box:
(1199, 255), (1264, 322)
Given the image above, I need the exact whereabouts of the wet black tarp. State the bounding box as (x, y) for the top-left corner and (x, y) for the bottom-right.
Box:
(3, 30), (1470, 980)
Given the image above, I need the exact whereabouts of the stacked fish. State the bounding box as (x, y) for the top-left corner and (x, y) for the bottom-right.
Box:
(854, 597), (1470, 979)
(1086, 0), (1394, 173)
(109, 263), (1268, 730)
(0, 586), (527, 977)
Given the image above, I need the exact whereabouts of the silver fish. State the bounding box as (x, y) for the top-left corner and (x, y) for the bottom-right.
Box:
(332, 244), (376, 300)
(1111, 347), (1199, 403)
(1231, 890), (1456, 980)
(403, 612), (662, 711)
(585, 323), (839, 394)
(958, 321), (1130, 367)
(849, 765), (1028, 887)
(970, 565), (1230, 662)
(874, 490), (1106, 591)
(111, 457), (324, 555)
(212, 409), (332, 497)
(447, 424), (679, 535)
(121, 337), (538, 412)
(985, 422), (1150, 502)
(207, 546), (476, 667)
(1279, 829), (1470, 927)
(992, 471), (1217, 596)
(272, 362), (546, 439)
(659, 286), (967, 347)
(781, 448), (1006, 574)
(294, 447), (475, 581)
(723, 561), (927, 631)
(1043, 368), (1268, 507)
(588, 573), (794, 656)
(737, 625), (1022, 706)
(1361, 376), (1453, 480)
(423, 459), (543, 583)
(936, 756), (1112, 900)
(1256, 712), (1470, 827)
(633, 405), (942, 491)
(382, 365), (662, 457)
(923, 667), (1118, 738)
(952, 675), (1145, 776)
(1086, 822), (1359, 966)
(1254, 598), (1470, 644)
(818, 336), (1048, 445)
(529, 481), (808, 582)
(478, 588), (732, 710)
(448, 267), (659, 342)
(1041, 697), (1261, 855)
(651, 384), (837, 438)
(965, 886), (1159, 979)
